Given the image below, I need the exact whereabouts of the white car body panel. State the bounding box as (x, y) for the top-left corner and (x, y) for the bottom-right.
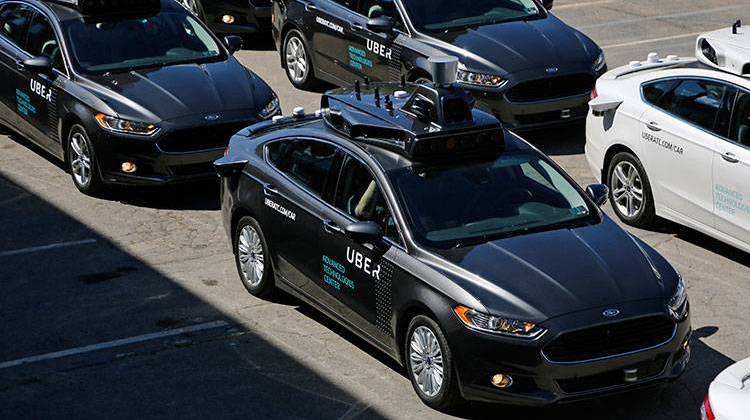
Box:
(585, 49), (750, 254)
(709, 357), (750, 420)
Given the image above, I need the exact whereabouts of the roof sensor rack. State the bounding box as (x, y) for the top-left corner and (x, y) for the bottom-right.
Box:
(46, 0), (160, 16)
(321, 56), (504, 161)
(696, 20), (750, 77)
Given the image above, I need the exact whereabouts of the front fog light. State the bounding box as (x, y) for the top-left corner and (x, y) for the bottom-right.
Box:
(491, 374), (513, 389)
(121, 162), (137, 173)
(222, 15), (235, 24)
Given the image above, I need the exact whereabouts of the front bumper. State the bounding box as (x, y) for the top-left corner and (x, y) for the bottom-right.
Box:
(463, 68), (605, 131)
(90, 114), (259, 186)
(446, 301), (691, 406)
(203, 0), (272, 35)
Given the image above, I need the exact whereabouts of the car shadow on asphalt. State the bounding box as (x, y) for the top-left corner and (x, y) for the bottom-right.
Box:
(240, 33), (276, 52)
(0, 173), (388, 419)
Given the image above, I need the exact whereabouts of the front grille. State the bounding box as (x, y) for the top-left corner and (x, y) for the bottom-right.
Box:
(169, 162), (216, 177)
(158, 122), (251, 153)
(556, 355), (668, 394)
(543, 316), (675, 363)
(506, 74), (594, 102)
(514, 104), (588, 126)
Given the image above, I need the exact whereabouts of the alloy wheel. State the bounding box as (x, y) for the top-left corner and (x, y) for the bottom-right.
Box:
(611, 161), (644, 218)
(285, 37), (308, 84)
(69, 132), (92, 188)
(409, 326), (444, 398)
(238, 225), (265, 287)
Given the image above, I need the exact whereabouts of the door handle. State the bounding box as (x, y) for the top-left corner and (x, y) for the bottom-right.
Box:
(303, 1), (317, 11)
(263, 183), (279, 196)
(350, 22), (364, 31)
(15, 61), (25, 72)
(722, 152), (740, 163)
(322, 219), (344, 235)
(646, 122), (661, 132)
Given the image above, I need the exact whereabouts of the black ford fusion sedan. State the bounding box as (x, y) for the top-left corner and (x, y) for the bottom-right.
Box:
(216, 68), (690, 409)
(176, 0), (272, 35)
(0, 0), (279, 195)
(272, 0), (606, 130)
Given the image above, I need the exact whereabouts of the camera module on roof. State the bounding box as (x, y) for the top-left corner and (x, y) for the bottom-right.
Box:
(695, 20), (750, 77)
(47, 0), (160, 16)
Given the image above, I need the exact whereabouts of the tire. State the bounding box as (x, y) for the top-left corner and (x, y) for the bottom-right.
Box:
(607, 151), (656, 227)
(66, 124), (105, 196)
(404, 315), (462, 410)
(234, 216), (275, 298)
(282, 30), (320, 90)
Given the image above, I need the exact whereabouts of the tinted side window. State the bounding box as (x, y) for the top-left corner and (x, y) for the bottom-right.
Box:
(330, 0), (357, 11)
(730, 90), (750, 147)
(642, 79), (678, 108)
(267, 139), (338, 197)
(334, 156), (399, 242)
(0, 4), (32, 48)
(26, 13), (64, 71)
(662, 79), (726, 131)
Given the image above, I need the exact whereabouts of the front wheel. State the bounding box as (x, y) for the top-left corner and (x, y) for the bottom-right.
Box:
(405, 315), (462, 410)
(67, 124), (104, 196)
(234, 216), (275, 298)
(283, 30), (319, 90)
(607, 152), (656, 227)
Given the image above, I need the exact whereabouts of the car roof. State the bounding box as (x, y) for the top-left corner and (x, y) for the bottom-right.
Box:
(25, 0), (181, 22)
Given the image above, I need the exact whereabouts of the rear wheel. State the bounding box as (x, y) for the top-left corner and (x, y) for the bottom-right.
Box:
(405, 315), (462, 410)
(283, 30), (319, 90)
(67, 124), (104, 196)
(607, 152), (655, 227)
(234, 216), (275, 298)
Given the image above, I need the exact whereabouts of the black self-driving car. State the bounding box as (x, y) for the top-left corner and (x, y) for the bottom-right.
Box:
(216, 59), (690, 409)
(177, 0), (272, 35)
(272, 0), (606, 130)
(0, 0), (279, 195)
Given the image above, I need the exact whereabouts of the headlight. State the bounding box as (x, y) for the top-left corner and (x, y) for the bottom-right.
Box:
(668, 272), (688, 321)
(259, 95), (280, 119)
(456, 68), (507, 88)
(95, 113), (159, 136)
(454, 305), (545, 338)
(593, 51), (606, 72)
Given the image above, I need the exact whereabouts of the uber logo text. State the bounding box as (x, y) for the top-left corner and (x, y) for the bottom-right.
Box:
(30, 79), (53, 102)
(346, 247), (381, 280)
(366, 39), (392, 60)
(264, 198), (296, 221)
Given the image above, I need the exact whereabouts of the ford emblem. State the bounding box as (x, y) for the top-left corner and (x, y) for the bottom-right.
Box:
(204, 114), (220, 121)
(546, 67), (559, 74)
(603, 308), (621, 317)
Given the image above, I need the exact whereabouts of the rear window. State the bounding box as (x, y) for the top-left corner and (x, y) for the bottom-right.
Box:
(642, 79), (678, 108)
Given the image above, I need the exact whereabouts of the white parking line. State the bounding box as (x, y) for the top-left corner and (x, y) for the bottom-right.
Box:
(579, 5), (747, 29)
(603, 31), (705, 49)
(555, 0), (616, 10)
(0, 320), (229, 370)
(0, 239), (97, 258)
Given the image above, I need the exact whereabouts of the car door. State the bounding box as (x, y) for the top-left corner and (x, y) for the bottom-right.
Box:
(263, 138), (343, 298)
(0, 3), (33, 130)
(639, 78), (724, 228)
(317, 152), (403, 338)
(713, 87), (750, 246)
(17, 10), (65, 149)
(306, 0), (361, 83)
(348, 0), (404, 82)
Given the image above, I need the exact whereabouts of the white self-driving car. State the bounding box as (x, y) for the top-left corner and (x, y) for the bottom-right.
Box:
(586, 21), (750, 254)
(701, 357), (750, 420)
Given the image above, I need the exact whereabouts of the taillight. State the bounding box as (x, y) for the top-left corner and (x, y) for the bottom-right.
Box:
(590, 86), (598, 100)
(224, 146), (230, 157)
(700, 394), (715, 420)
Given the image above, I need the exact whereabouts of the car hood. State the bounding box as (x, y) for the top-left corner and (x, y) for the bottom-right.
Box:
(424, 15), (599, 75)
(83, 58), (273, 122)
(429, 217), (666, 321)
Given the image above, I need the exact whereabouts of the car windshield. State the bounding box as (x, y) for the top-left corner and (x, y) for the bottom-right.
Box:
(64, 11), (224, 74)
(400, 0), (543, 33)
(388, 151), (595, 248)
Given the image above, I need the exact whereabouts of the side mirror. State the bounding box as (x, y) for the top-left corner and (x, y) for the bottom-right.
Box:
(344, 221), (384, 244)
(542, 0), (553, 10)
(586, 184), (609, 207)
(367, 16), (394, 34)
(224, 35), (243, 54)
(22, 56), (53, 75)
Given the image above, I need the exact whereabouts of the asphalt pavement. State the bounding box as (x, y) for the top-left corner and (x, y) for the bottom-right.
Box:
(1, 0), (749, 418)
